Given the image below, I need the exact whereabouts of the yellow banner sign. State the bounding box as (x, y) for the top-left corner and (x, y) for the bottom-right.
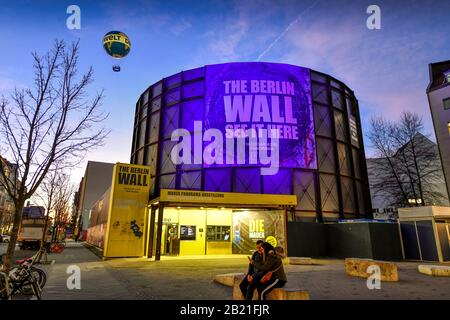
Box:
(104, 163), (151, 258)
(159, 189), (297, 206)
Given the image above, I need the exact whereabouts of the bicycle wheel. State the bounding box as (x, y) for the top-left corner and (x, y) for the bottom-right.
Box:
(0, 272), (10, 300)
(30, 276), (42, 300)
(19, 267), (47, 295)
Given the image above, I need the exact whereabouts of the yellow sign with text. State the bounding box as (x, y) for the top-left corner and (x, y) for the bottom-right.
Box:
(103, 163), (151, 258)
(158, 189), (297, 206)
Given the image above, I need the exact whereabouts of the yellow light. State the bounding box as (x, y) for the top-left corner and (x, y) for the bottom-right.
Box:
(220, 207), (225, 210)
(177, 206), (181, 209)
(448, 122), (450, 134)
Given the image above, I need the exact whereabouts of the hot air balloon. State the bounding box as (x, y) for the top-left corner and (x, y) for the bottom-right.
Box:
(102, 31), (131, 72)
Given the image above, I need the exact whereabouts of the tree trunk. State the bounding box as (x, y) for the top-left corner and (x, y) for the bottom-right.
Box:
(1, 201), (24, 272)
(38, 212), (51, 263)
(0, 210), (4, 233)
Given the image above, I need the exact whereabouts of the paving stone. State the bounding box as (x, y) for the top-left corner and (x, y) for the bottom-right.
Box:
(27, 241), (450, 300)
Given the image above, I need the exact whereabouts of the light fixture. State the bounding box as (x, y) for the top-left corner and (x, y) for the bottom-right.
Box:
(200, 207), (204, 210)
(220, 207), (225, 210)
(177, 206), (181, 209)
(445, 70), (450, 83)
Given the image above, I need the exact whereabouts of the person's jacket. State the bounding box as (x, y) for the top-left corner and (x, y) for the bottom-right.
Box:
(248, 250), (263, 275)
(253, 252), (287, 282)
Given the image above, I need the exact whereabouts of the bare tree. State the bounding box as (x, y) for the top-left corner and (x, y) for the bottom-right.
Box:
(51, 177), (74, 244)
(368, 111), (448, 209)
(33, 163), (70, 262)
(0, 40), (109, 271)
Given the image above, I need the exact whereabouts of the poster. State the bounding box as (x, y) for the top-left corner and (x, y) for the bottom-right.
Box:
(204, 62), (316, 173)
(103, 163), (151, 257)
(232, 210), (285, 255)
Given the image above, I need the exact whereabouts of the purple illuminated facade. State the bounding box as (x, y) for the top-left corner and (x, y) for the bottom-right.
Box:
(131, 62), (372, 221)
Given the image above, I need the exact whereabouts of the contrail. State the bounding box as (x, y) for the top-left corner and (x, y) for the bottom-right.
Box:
(256, 0), (321, 61)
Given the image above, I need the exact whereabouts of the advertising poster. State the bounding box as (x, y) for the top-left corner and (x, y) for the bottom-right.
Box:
(104, 163), (151, 257)
(204, 62), (316, 172)
(86, 188), (110, 249)
(232, 210), (285, 255)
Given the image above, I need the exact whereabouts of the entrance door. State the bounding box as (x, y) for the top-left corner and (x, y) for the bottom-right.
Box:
(162, 223), (179, 255)
(400, 221), (421, 260)
(437, 221), (450, 261)
(160, 225), (167, 255)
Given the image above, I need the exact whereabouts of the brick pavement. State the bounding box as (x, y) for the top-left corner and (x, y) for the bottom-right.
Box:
(36, 242), (450, 300)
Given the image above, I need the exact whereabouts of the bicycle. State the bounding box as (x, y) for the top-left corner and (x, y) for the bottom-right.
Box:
(11, 251), (47, 295)
(0, 265), (43, 300)
(0, 250), (47, 300)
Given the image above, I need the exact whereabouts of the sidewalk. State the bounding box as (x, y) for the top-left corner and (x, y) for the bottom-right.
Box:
(42, 241), (132, 300)
(40, 242), (450, 300)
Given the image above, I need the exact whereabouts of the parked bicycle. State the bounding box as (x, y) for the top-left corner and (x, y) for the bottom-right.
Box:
(0, 250), (47, 300)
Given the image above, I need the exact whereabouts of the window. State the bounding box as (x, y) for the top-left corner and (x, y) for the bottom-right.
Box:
(180, 225), (196, 240)
(448, 122), (450, 135)
(206, 225), (231, 241)
(444, 98), (450, 110)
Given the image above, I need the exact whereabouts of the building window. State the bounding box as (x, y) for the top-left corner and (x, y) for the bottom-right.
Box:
(206, 226), (231, 241)
(448, 122), (450, 135)
(444, 98), (450, 110)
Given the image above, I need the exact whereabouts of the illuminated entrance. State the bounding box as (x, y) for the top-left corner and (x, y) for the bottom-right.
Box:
(146, 190), (296, 260)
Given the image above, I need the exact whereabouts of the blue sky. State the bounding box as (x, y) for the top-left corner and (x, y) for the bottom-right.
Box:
(1, 0), (449, 183)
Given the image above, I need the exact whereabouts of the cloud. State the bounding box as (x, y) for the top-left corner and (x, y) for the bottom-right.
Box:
(256, 0), (322, 61)
(274, 9), (439, 141)
(170, 18), (192, 36)
(0, 76), (27, 96)
(208, 20), (248, 62)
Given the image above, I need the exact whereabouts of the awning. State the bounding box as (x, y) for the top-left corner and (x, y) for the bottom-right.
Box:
(149, 189), (297, 207)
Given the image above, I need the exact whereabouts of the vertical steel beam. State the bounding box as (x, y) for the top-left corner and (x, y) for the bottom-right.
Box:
(155, 203), (164, 261)
(147, 205), (156, 258)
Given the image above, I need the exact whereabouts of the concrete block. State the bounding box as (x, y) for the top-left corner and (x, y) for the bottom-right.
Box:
(418, 265), (450, 277)
(345, 258), (398, 282)
(288, 257), (313, 265)
(232, 277), (309, 300)
(266, 288), (310, 300)
(214, 273), (245, 287)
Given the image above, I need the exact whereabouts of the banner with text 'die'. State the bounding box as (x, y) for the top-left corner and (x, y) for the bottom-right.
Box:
(104, 163), (151, 257)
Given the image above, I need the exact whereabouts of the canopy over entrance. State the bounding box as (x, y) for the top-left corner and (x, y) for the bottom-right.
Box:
(147, 190), (297, 260)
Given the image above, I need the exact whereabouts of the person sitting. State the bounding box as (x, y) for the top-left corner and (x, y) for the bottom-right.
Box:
(252, 242), (287, 300)
(239, 240), (264, 300)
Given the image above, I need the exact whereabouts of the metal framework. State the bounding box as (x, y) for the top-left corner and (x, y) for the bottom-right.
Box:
(130, 64), (373, 222)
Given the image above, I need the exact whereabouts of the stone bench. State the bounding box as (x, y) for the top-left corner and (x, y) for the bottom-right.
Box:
(214, 273), (245, 287)
(288, 257), (313, 265)
(345, 258), (398, 282)
(231, 275), (309, 300)
(418, 265), (450, 277)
